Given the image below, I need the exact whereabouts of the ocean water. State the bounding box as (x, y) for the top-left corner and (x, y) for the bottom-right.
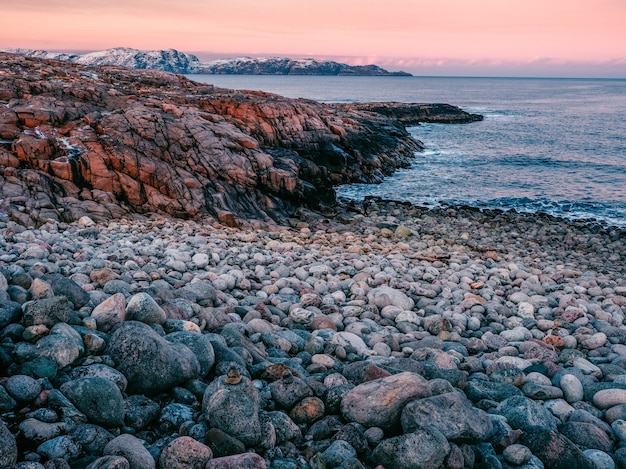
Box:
(188, 75), (626, 228)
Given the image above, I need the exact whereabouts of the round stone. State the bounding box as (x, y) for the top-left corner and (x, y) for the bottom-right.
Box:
(593, 389), (626, 409)
(503, 444), (532, 466)
(560, 374), (584, 404)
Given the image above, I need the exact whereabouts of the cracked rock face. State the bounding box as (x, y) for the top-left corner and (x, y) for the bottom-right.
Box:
(0, 52), (443, 228)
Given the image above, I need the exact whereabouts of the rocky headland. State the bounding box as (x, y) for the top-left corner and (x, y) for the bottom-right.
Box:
(0, 51), (477, 229)
(2, 51), (626, 469)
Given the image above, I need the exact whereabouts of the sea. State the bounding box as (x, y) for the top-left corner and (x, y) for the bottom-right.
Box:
(187, 75), (626, 228)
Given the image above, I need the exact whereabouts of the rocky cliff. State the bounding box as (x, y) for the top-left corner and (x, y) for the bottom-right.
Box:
(0, 52), (479, 228)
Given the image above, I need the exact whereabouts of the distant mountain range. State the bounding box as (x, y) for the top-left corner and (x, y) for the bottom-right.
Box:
(3, 47), (411, 76)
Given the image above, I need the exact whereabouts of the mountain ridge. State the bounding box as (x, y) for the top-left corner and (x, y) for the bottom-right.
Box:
(2, 47), (412, 76)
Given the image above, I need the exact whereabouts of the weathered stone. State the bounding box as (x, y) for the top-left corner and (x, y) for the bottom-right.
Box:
(90, 293), (126, 332)
(60, 377), (125, 427)
(107, 321), (200, 395)
(0, 419), (18, 467)
(372, 427), (450, 469)
(205, 453), (267, 469)
(520, 429), (594, 469)
(202, 368), (262, 447)
(157, 436), (212, 469)
(401, 391), (493, 442)
(104, 434), (156, 469)
(341, 372), (431, 431)
(125, 293), (167, 325)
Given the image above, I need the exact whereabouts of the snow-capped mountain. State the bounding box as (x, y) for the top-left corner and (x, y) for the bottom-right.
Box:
(196, 56), (411, 76)
(3, 48), (411, 76)
(3, 47), (201, 74)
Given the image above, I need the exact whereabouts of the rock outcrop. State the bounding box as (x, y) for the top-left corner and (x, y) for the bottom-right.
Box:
(0, 52), (478, 228)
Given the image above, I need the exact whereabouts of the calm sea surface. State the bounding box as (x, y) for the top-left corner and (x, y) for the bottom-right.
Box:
(188, 75), (626, 228)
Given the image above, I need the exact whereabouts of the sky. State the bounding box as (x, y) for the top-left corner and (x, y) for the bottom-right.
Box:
(1, 0), (625, 77)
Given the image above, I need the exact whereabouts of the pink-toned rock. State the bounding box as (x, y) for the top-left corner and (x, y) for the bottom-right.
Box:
(205, 453), (266, 469)
(157, 436), (212, 469)
(91, 293), (126, 332)
(341, 372), (431, 431)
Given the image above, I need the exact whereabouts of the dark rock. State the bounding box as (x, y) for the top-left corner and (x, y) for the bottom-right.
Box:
(558, 421), (614, 452)
(18, 419), (66, 445)
(204, 428), (246, 458)
(0, 418), (18, 467)
(22, 296), (71, 327)
(323, 440), (357, 467)
(165, 331), (215, 377)
(85, 455), (131, 469)
(37, 435), (81, 461)
(0, 300), (22, 328)
(103, 434), (156, 469)
(106, 321), (200, 395)
(69, 424), (115, 455)
(401, 390), (493, 443)
(270, 370), (313, 410)
(158, 403), (194, 434)
(44, 274), (90, 308)
(520, 429), (594, 469)
(494, 396), (558, 432)
(205, 453), (267, 469)
(264, 411), (301, 444)
(60, 377), (125, 427)
(69, 364), (127, 393)
(202, 367), (262, 447)
(4, 374), (42, 402)
(123, 395), (161, 431)
(465, 378), (523, 402)
(372, 427), (451, 469)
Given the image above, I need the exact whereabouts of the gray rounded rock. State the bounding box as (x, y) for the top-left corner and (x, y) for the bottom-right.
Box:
(372, 427), (450, 469)
(166, 331), (215, 377)
(202, 368), (262, 447)
(560, 374), (584, 404)
(125, 292), (167, 325)
(60, 377), (125, 427)
(401, 390), (493, 442)
(85, 455), (131, 469)
(106, 321), (200, 395)
(503, 444), (532, 465)
(37, 435), (81, 460)
(5, 374), (41, 403)
(104, 434), (156, 469)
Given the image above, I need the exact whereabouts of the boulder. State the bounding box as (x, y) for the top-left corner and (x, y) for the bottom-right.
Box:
(341, 372), (431, 431)
(106, 321), (200, 395)
(401, 390), (493, 443)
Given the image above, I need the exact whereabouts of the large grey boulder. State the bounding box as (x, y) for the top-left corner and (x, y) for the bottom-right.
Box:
(401, 390), (493, 443)
(107, 321), (200, 395)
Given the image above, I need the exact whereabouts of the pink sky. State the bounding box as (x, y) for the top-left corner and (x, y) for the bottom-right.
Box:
(1, 0), (625, 77)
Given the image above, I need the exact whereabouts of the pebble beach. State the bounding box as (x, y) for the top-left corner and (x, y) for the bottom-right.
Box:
(1, 199), (626, 469)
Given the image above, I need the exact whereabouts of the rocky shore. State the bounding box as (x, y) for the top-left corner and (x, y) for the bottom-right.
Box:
(1, 198), (625, 469)
(0, 52), (479, 231)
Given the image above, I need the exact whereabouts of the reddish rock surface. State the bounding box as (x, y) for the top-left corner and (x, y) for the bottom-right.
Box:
(0, 52), (477, 227)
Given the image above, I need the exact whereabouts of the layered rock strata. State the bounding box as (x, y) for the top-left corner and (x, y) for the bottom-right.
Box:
(0, 52), (479, 228)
